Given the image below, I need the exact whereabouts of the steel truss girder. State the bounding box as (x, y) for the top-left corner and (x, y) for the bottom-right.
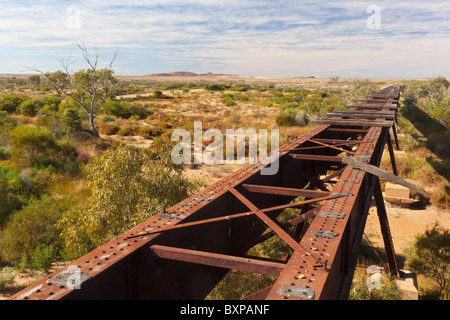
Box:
(9, 85), (402, 301)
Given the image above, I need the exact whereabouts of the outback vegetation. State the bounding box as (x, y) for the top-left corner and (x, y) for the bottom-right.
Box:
(0, 50), (448, 299)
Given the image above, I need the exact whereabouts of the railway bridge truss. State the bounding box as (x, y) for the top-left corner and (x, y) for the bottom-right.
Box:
(10, 84), (406, 300)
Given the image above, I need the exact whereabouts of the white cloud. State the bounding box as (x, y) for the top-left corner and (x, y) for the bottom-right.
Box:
(0, 0), (449, 77)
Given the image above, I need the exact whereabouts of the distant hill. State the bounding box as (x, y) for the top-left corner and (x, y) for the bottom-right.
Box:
(144, 71), (237, 77)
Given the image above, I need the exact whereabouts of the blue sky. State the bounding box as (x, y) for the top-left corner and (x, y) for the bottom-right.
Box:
(0, 0), (449, 78)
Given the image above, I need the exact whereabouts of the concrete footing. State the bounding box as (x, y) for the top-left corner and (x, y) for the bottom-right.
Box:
(396, 269), (419, 300)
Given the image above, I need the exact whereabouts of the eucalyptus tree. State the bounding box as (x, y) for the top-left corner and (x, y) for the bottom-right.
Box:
(29, 43), (118, 138)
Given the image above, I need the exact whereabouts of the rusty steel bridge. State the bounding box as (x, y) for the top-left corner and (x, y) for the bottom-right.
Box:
(10, 84), (404, 301)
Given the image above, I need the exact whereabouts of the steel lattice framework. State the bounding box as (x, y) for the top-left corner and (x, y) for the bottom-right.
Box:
(10, 84), (403, 300)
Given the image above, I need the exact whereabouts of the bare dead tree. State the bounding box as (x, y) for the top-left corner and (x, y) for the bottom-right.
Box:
(28, 42), (118, 138)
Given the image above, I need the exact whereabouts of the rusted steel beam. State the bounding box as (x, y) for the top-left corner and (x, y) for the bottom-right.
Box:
(359, 99), (397, 103)
(149, 245), (286, 276)
(124, 211), (255, 239)
(227, 186), (323, 269)
(346, 103), (397, 109)
(243, 285), (274, 300)
(126, 194), (339, 240)
(247, 206), (322, 248)
(322, 167), (346, 183)
(327, 112), (396, 120)
(386, 133), (398, 176)
(242, 184), (330, 198)
(373, 178), (400, 278)
(312, 138), (368, 145)
(302, 137), (356, 155)
(331, 109), (396, 116)
(310, 119), (394, 127)
(289, 154), (344, 162)
(324, 128), (369, 134)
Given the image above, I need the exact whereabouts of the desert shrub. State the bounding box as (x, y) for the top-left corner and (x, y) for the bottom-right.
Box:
(16, 97), (61, 116)
(30, 244), (56, 271)
(57, 139), (204, 258)
(17, 99), (38, 116)
(99, 123), (120, 135)
(34, 115), (65, 137)
(398, 133), (424, 151)
(348, 79), (379, 102)
(205, 83), (231, 91)
(430, 186), (450, 210)
(349, 269), (401, 300)
(102, 99), (127, 117)
(101, 115), (115, 123)
(10, 125), (58, 168)
(153, 90), (164, 98)
(0, 196), (70, 265)
(103, 99), (147, 119)
(294, 109), (308, 126)
(0, 164), (41, 227)
(405, 224), (450, 299)
(266, 96), (284, 104)
(221, 95), (236, 106)
(54, 139), (78, 163)
(117, 125), (139, 136)
(403, 80), (429, 101)
(233, 93), (250, 101)
(0, 267), (15, 290)
(0, 146), (11, 160)
(127, 103), (148, 119)
(275, 108), (297, 126)
(0, 95), (27, 113)
(62, 108), (82, 132)
(138, 126), (163, 138)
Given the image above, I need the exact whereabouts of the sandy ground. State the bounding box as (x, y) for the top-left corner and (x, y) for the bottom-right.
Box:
(365, 200), (450, 261)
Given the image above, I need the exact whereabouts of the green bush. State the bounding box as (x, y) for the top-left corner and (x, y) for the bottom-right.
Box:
(275, 108), (297, 126)
(102, 99), (126, 117)
(30, 244), (56, 271)
(16, 97), (61, 116)
(405, 225), (450, 299)
(221, 95), (236, 106)
(127, 103), (148, 119)
(139, 126), (163, 138)
(0, 146), (11, 160)
(0, 95), (27, 113)
(0, 267), (16, 290)
(0, 196), (69, 265)
(101, 115), (115, 123)
(17, 99), (38, 116)
(103, 99), (148, 119)
(153, 90), (164, 98)
(205, 83), (231, 91)
(117, 125), (139, 136)
(10, 125), (58, 168)
(0, 165), (37, 227)
(57, 139), (204, 258)
(63, 108), (82, 131)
